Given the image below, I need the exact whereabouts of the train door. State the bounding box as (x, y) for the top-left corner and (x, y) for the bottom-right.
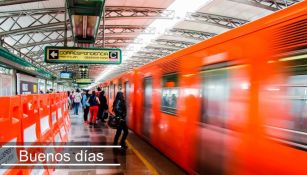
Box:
(143, 77), (153, 139)
(197, 63), (249, 175)
(198, 65), (230, 175)
(125, 81), (130, 126)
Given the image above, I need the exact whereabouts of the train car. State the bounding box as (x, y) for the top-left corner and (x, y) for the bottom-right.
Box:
(99, 1), (307, 174)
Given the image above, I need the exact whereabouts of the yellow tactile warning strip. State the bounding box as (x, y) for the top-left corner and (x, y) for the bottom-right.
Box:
(126, 140), (159, 175)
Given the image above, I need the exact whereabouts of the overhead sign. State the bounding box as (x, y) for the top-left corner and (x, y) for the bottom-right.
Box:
(76, 79), (93, 84)
(45, 46), (122, 64)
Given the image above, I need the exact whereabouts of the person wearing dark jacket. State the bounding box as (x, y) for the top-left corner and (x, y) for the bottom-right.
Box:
(112, 91), (128, 149)
(98, 91), (108, 122)
(88, 90), (100, 127)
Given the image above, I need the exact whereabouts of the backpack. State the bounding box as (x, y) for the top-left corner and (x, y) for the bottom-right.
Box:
(74, 93), (81, 103)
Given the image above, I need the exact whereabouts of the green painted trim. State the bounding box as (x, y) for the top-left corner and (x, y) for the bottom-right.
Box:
(0, 47), (54, 79)
(44, 46), (122, 64)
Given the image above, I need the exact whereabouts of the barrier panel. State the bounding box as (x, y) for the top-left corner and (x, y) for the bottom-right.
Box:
(20, 95), (50, 175)
(20, 95), (40, 144)
(0, 97), (23, 175)
(50, 94), (64, 155)
(38, 94), (52, 144)
(50, 94), (58, 132)
(59, 93), (69, 142)
(55, 93), (67, 144)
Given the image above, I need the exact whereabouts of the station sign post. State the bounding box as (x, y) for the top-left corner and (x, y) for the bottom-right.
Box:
(45, 46), (121, 64)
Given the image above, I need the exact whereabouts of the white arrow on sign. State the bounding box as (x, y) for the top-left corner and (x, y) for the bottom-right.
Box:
(50, 51), (58, 58)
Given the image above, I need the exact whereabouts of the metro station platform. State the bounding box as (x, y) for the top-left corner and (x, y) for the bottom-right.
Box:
(53, 109), (186, 175)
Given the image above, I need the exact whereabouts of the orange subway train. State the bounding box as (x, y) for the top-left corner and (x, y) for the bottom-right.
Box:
(95, 1), (307, 174)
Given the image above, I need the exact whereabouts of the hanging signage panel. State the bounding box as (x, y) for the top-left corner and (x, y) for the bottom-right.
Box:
(45, 46), (121, 64)
(76, 79), (93, 84)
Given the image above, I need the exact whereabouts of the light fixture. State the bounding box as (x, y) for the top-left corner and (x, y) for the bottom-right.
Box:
(66, 0), (105, 44)
(94, 0), (213, 84)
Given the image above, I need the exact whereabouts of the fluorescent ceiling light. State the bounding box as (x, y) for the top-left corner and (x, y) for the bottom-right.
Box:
(93, 0), (213, 85)
(279, 54), (307, 62)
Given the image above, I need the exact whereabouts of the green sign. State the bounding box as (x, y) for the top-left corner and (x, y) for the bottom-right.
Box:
(79, 84), (90, 88)
(45, 46), (122, 64)
(76, 78), (93, 84)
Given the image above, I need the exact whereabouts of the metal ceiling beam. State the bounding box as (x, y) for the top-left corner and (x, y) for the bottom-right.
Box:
(165, 28), (217, 41)
(0, 6), (173, 19)
(185, 12), (249, 29)
(137, 51), (164, 58)
(143, 46), (177, 54)
(228, 0), (302, 11)
(5, 25), (152, 37)
(15, 36), (135, 49)
(0, 6), (173, 36)
(15, 38), (64, 49)
(8, 30), (66, 47)
(0, 8), (65, 17)
(105, 6), (174, 19)
(0, 21), (66, 36)
(153, 39), (195, 48)
(131, 55), (156, 60)
(0, 0), (46, 6)
(98, 25), (155, 35)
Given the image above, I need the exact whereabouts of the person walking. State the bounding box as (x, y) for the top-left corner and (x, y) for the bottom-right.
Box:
(73, 89), (82, 115)
(82, 90), (90, 124)
(67, 91), (71, 110)
(70, 90), (75, 110)
(112, 92), (128, 149)
(96, 87), (102, 120)
(98, 91), (108, 122)
(88, 90), (100, 127)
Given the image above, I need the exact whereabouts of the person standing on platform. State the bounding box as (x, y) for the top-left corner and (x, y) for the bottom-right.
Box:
(70, 90), (75, 110)
(98, 91), (108, 122)
(96, 87), (102, 120)
(96, 87), (102, 98)
(67, 91), (71, 110)
(73, 89), (82, 115)
(113, 92), (128, 149)
(88, 90), (100, 127)
(82, 90), (90, 124)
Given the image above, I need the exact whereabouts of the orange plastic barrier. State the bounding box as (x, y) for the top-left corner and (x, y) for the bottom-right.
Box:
(38, 94), (53, 144)
(51, 94), (65, 155)
(55, 94), (66, 145)
(59, 93), (68, 142)
(0, 93), (71, 175)
(20, 95), (40, 144)
(20, 95), (49, 175)
(0, 96), (22, 175)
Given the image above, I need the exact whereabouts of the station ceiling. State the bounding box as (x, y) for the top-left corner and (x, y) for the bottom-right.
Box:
(0, 0), (303, 84)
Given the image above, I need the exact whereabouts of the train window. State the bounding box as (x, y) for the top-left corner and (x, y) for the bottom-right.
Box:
(201, 68), (230, 127)
(287, 75), (307, 131)
(262, 57), (307, 133)
(161, 73), (178, 115)
(264, 74), (307, 132)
